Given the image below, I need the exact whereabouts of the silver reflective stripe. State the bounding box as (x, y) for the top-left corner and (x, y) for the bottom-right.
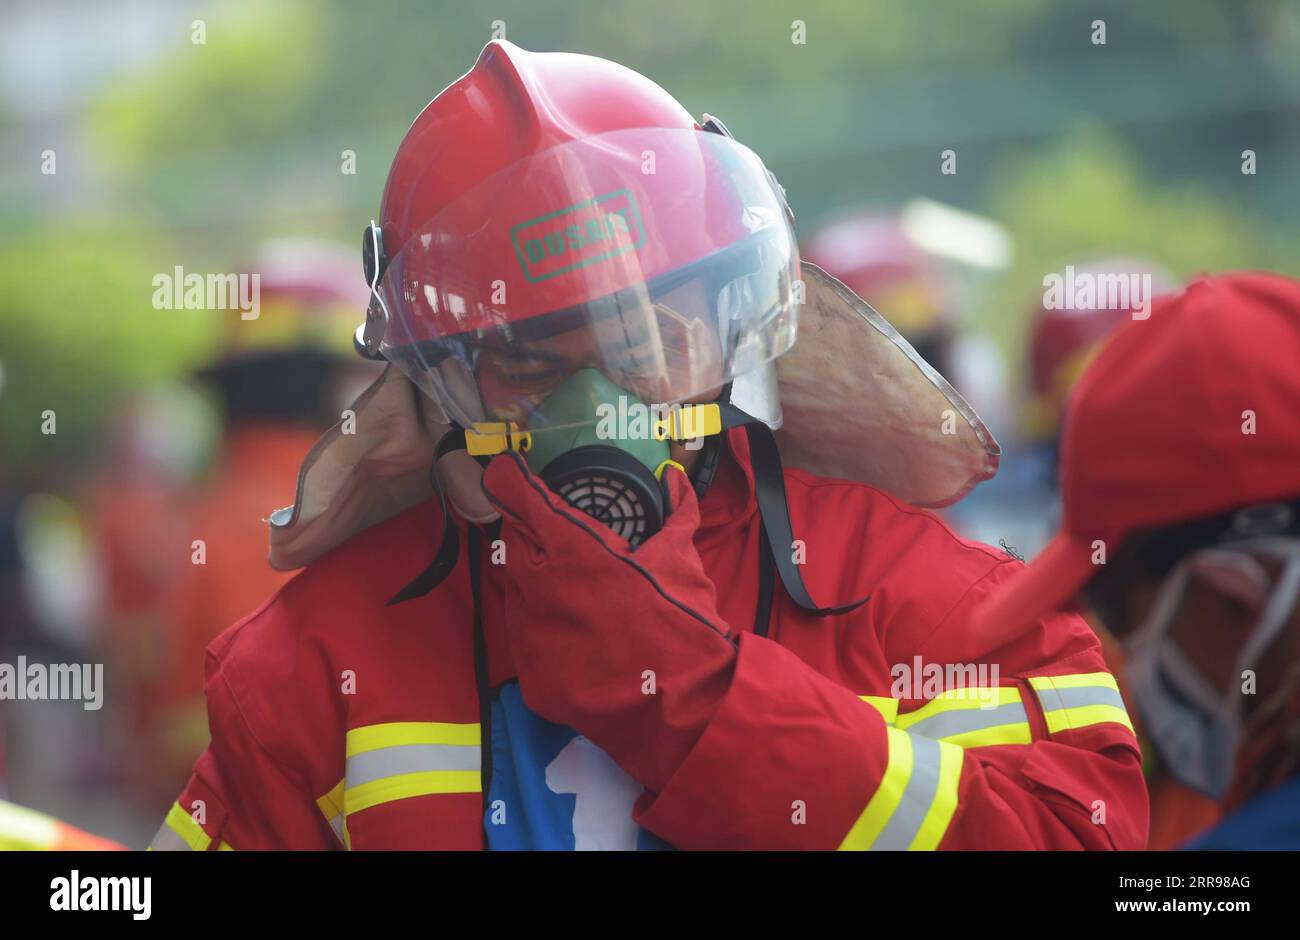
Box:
(904, 701), (1028, 741)
(871, 735), (943, 851)
(148, 822), (191, 852)
(345, 743), (481, 788)
(1037, 684), (1126, 713)
(327, 813), (345, 844)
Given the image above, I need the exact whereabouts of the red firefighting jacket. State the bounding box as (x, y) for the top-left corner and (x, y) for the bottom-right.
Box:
(153, 429), (1148, 851)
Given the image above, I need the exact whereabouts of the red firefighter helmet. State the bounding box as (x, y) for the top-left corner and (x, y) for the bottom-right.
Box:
(359, 40), (800, 435)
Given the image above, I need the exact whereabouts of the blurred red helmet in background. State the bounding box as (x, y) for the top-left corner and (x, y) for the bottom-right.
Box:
(1023, 257), (1175, 442)
(199, 239), (370, 367)
(802, 208), (954, 343)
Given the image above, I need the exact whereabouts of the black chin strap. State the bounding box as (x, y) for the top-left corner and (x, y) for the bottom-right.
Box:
(385, 427), (472, 606)
(718, 403), (870, 617)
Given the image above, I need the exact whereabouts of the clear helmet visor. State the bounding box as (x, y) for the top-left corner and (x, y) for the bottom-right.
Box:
(367, 128), (799, 434)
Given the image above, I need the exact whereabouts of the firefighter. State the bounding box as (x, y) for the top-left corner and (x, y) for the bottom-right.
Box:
(151, 40), (1145, 851)
(1016, 257), (1218, 849)
(974, 271), (1300, 849)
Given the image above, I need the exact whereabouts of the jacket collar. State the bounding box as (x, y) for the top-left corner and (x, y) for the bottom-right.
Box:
(697, 427), (758, 533)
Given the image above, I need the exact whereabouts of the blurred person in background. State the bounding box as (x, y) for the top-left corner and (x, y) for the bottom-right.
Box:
(973, 271), (1300, 849)
(127, 240), (375, 807)
(1017, 258), (1219, 849)
(87, 389), (212, 814)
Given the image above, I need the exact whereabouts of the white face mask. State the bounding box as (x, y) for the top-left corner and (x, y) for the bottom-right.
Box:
(1122, 538), (1300, 800)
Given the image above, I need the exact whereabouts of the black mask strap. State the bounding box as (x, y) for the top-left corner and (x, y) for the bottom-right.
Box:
(386, 460), (461, 606)
(718, 402), (870, 617)
(385, 426), (484, 605)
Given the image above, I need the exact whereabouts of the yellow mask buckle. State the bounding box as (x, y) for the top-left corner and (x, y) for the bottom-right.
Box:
(464, 421), (533, 457)
(652, 403), (723, 443)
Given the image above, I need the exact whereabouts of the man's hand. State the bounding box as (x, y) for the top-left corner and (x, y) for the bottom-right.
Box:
(480, 452), (736, 792)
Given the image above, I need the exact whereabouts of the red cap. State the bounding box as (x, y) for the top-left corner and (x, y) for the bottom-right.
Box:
(974, 271), (1300, 636)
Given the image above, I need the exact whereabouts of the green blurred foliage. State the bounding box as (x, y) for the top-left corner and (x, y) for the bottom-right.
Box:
(985, 127), (1300, 371)
(91, 1), (322, 169)
(0, 228), (216, 482)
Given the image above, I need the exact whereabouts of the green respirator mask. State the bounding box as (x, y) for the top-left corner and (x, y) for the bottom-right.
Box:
(490, 367), (717, 548)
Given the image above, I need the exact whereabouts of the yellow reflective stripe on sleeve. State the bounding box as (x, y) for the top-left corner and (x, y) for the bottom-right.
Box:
(1030, 671), (1120, 693)
(345, 721), (481, 756)
(316, 778), (349, 849)
(909, 739), (964, 851)
(894, 686), (1020, 726)
(1042, 703), (1136, 736)
(839, 726), (965, 851)
(1030, 673), (1135, 736)
(316, 778), (344, 820)
(840, 726), (914, 849)
(935, 721), (1033, 748)
(861, 687), (1032, 749)
(217, 840), (234, 851)
(896, 686), (1032, 748)
(345, 771), (482, 816)
(342, 722), (482, 819)
(149, 802), (212, 851)
(840, 688), (1025, 850)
